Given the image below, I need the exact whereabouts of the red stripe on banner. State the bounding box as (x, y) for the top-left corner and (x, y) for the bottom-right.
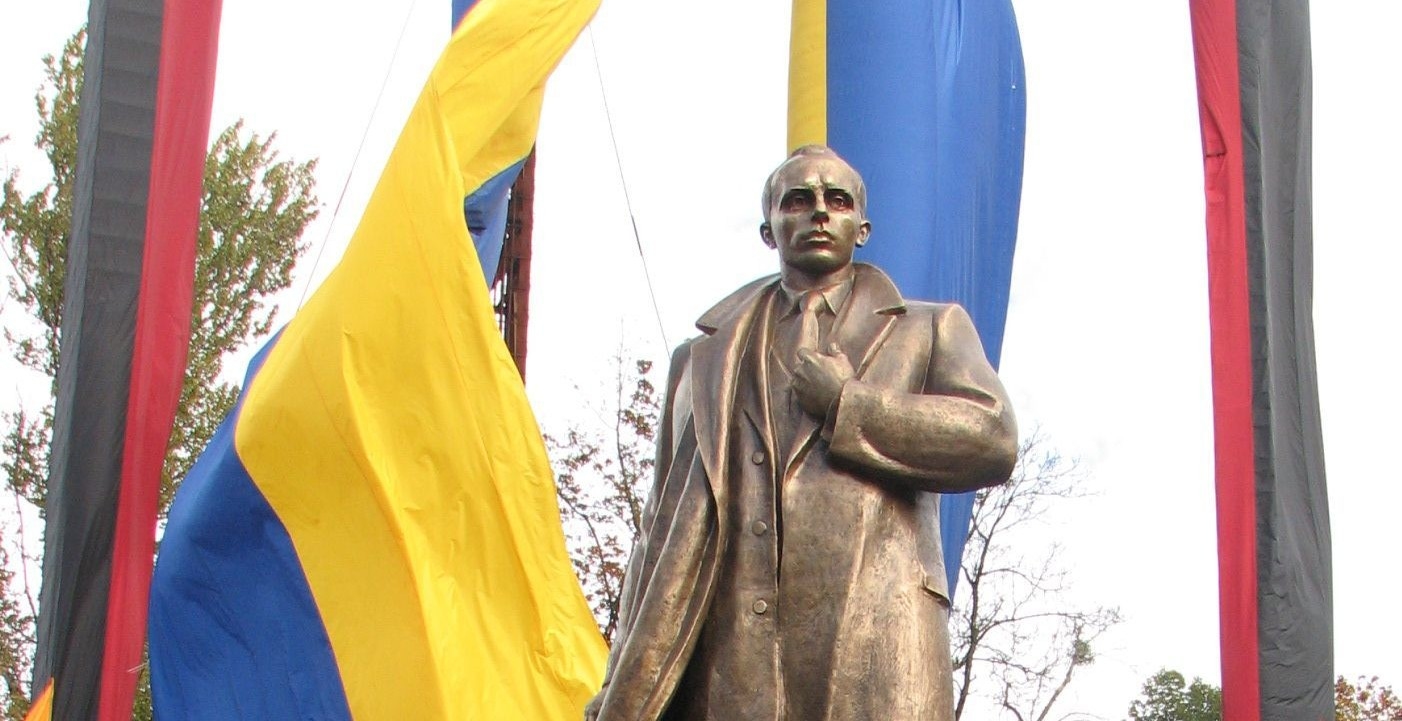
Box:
(1188, 1), (1259, 719)
(97, 0), (222, 717)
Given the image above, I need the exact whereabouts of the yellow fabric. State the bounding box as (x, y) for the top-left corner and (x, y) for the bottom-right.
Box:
(232, 0), (606, 718)
(23, 682), (52, 721)
(787, 0), (827, 150)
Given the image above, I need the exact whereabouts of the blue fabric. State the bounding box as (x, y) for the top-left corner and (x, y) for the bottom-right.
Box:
(149, 335), (352, 721)
(464, 158), (526, 282)
(454, 0), (518, 284)
(829, 0), (1026, 597)
(452, 0), (478, 28)
(148, 0), (601, 714)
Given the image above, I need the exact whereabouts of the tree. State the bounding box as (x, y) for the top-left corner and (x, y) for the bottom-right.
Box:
(950, 432), (1122, 721)
(1126, 669), (1222, 721)
(1125, 670), (1401, 721)
(0, 27), (319, 720)
(548, 357), (658, 643)
(1337, 675), (1402, 721)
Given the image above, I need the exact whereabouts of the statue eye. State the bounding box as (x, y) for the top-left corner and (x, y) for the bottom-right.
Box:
(781, 190), (814, 211)
(826, 191), (853, 211)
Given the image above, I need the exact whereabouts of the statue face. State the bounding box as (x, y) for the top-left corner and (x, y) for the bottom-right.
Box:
(761, 154), (871, 278)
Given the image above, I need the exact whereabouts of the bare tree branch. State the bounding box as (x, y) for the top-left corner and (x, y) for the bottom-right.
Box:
(548, 354), (658, 644)
(951, 430), (1121, 721)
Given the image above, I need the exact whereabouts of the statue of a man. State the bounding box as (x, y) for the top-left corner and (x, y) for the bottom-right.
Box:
(587, 145), (1017, 721)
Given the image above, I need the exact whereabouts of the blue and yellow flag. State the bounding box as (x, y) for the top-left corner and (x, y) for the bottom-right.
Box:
(147, 1), (606, 718)
(788, 0), (1027, 596)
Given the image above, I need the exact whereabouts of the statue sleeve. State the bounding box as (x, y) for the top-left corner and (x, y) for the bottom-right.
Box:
(825, 304), (1017, 493)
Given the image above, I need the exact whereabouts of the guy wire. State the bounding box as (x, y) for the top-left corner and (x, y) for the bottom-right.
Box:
(588, 24), (671, 352)
(297, 0), (421, 309)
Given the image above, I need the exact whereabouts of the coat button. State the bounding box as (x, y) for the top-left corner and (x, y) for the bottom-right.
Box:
(752, 599), (768, 615)
(751, 520), (768, 536)
(750, 451), (765, 465)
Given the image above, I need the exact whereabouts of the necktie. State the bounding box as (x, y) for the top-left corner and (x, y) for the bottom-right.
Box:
(790, 291), (824, 370)
(771, 291), (824, 381)
(769, 291), (825, 456)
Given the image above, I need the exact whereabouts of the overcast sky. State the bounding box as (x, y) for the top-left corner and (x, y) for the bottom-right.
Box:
(2, 0), (1398, 717)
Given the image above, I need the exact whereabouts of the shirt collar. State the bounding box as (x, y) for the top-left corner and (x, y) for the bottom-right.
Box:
(778, 274), (854, 317)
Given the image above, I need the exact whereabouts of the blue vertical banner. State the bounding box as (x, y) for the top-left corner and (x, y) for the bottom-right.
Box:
(788, 0), (1027, 596)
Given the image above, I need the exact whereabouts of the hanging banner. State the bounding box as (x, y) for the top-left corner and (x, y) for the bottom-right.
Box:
(787, 0), (1027, 594)
(1188, 0), (1333, 717)
(29, 0), (221, 718)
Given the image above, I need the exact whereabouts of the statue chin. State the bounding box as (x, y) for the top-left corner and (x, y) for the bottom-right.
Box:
(782, 253), (853, 282)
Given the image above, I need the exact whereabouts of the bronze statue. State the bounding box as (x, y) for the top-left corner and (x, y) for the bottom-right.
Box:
(586, 145), (1017, 721)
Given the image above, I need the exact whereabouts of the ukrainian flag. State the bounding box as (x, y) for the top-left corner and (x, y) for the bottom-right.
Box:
(147, 0), (606, 718)
(788, 0), (1027, 597)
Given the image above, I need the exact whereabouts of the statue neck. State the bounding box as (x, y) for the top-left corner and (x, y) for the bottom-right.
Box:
(779, 264), (856, 294)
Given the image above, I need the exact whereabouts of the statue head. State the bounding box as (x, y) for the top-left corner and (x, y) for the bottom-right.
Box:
(760, 145), (871, 282)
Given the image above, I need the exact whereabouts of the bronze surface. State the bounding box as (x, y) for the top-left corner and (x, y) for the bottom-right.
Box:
(587, 146), (1017, 721)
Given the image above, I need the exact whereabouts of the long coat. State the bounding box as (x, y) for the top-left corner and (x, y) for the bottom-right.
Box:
(590, 264), (1017, 721)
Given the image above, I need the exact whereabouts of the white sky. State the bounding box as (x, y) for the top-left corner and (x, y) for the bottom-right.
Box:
(2, 0), (1398, 717)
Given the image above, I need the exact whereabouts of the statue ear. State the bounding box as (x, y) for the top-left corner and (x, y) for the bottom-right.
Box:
(855, 221), (872, 247)
(760, 223), (777, 249)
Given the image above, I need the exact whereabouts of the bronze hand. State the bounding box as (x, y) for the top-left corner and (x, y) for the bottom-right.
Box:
(793, 343), (854, 418)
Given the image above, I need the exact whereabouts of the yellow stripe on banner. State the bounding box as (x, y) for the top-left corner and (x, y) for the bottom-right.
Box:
(24, 681), (52, 721)
(233, 0), (605, 718)
(788, 0), (827, 150)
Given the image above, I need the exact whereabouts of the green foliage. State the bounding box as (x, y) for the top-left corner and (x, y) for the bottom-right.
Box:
(1, 30), (85, 518)
(0, 551), (33, 721)
(1126, 669), (1222, 721)
(2, 29), (83, 383)
(131, 664), (153, 721)
(0, 26), (318, 719)
(1126, 670), (1401, 721)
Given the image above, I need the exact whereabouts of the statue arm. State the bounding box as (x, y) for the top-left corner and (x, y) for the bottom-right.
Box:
(824, 304), (1017, 493)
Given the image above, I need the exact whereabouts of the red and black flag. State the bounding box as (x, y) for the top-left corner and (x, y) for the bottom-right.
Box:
(28, 0), (222, 718)
(1189, 0), (1333, 718)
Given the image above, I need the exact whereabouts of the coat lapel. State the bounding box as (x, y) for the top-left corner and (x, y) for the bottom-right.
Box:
(742, 291), (780, 464)
(690, 275), (777, 520)
(784, 264), (905, 474)
(834, 263), (907, 375)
